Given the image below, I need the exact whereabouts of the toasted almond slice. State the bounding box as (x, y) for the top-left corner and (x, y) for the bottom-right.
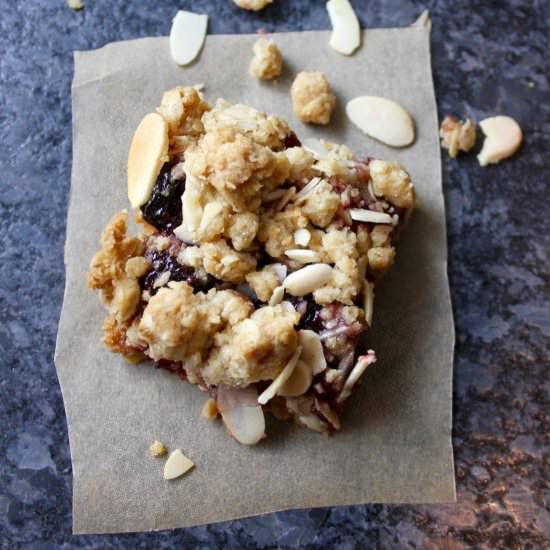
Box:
(337, 351), (377, 404)
(283, 264), (333, 296)
(163, 449), (194, 480)
(269, 285), (285, 306)
(293, 228), (311, 246)
(363, 280), (374, 326)
(294, 177), (321, 202)
(327, 0), (361, 56)
(258, 346), (302, 405)
(477, 116), (522, 166)
(169, 10), (208, 66)
(284, 249), (320, 264)
(349, 208), (393, 224)
(127, 113), (168, 209)
(346, 96), (415, 147)
(201, 398), (218, 420)
(278, 359), (313, 397)
(268, 263), (287, 283)
(218, 387), (265, 445)
(299, 330), (327, 375)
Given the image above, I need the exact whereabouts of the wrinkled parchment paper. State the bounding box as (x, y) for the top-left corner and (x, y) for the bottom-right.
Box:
(56, 25), (455, 534)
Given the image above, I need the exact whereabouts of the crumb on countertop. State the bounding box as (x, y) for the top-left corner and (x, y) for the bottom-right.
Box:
(439, 115), (476, 159)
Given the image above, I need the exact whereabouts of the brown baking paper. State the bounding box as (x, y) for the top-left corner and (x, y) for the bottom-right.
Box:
(56, 24), (455, 535)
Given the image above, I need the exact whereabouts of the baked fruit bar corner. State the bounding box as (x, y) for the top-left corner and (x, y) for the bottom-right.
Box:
(87, 86), (416, 444)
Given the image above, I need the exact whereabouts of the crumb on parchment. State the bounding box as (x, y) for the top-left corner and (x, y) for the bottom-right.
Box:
(149, 440), (167, 457)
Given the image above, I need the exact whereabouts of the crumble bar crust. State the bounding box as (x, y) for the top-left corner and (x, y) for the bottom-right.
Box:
(88, 86), (416, 442)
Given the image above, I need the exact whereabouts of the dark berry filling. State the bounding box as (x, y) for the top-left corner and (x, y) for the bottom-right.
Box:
(283, 132), (301, 149)
(140, 248), (218, 295)
(141, 163), (186, 232)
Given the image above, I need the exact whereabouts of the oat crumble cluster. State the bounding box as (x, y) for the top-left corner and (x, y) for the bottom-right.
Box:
(290, 71), (337, 125)
(439, 115), (477, 158)
(249, 38), (283, 81)
(87, 85), (416, 444)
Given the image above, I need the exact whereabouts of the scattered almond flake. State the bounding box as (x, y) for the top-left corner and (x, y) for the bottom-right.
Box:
(283, 264), (333, 296)
(268, 285), (285, 306)
(67, 0), (84, 10)
(298, 414), (328, 432)
(218, 387), (265, 445)
(346, 96), (415, 147)
(163, 449), (194, 480)
(299, 330), (327, 375)
(258, 346), (302, 405)
(337, 351), (377, 404)
(477, 115), (522, 166)
(278, 360), (313, 397)
(201, 398), (218, 420)
(284, 249), (320, 264)
(149, 440), (167, 457)
(349, 208), (393, 224)
(275, 186), (296, 211)
(326, 0), (361, 56)
(153, 271), (171, 289)
(127, 113), (168, 209)
(293, 228), (311, 247)
(301, 138), (327, 158)
(268, 263), (287, 283)
(294, 177), (321, 202)
(363, 280), (374, 326)
(169, 10), (208, 67)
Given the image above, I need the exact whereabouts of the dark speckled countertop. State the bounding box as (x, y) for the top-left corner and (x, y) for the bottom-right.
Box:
(1, 1), (549, 548)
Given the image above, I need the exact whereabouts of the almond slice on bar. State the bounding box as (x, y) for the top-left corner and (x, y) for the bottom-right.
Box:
(326, 0), (361, 56)
(127, 113), (168, 209)
(346, 96), (415, 147)
(293, 228), (311, 247)
(283, 264), (333, 296)
(268, 285), (285, 306)
(299, 330), (327, 375)
(169, 10), (208, 66)
(258, 346), (302, 405)
(363, 281), (374, 326)
(477, 115), (522, 166)
(278, 359), (313, 397)
(285, 249), (320, 264)
(349, 208), (393, 224)
(217, 387), (265, 445)
(163, 449), (194, 480)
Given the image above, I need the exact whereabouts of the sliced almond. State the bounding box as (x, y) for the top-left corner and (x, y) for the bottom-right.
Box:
(346, 96), (415, 147)
(284, 249), (320, 264)
(477, 116), (522, 166)
(327, 0), (361, 56)
(298, 414), (328, 432)
(283, 264), (333, 296)
(201, 398), (218, 420)
(163, 449), (194, 480)
(293, 228), (311, 247)
(294, 177), (321, 202)
(127, 113), (168, 209)
(337, 351), (377, 404)
(315, 399), (341, 430)
(268, 263), (287, 283)
(268, 285), (285, 306)
(349, 208), (393, 224)
(181, 175), (203, 231)
(363, 280), (374, 326)
(169, 10), (208, 66)
(299, 330), (327, 375)
(218, 387), (265, 445)
(278, 359), (313, 397)
(258, 346), (302, 405)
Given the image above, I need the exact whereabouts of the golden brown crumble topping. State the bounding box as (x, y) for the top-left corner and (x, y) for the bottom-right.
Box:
(88, 85), (417, 442)
(249, 38), (283, 80)
(290, 71), (336, 125)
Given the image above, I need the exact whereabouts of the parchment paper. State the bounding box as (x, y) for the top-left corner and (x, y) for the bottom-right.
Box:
(56, 25), (455, 535)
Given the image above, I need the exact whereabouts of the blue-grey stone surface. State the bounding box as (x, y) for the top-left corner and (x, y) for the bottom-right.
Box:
(1, 0), (549, 548)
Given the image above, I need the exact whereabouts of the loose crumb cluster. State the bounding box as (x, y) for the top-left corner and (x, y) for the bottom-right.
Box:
(149, 440), (167, 457)
(290, 71), (337, 125)
(88, 85), (416, 441)
(439, 115), (476, 158)
(249, 38), (283, 80)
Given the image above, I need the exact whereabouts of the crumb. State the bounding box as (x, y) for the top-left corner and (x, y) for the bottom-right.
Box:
(201, 398), (219, 420)
(290, 71), (336, 125)
(439, 115), (477, 159)
(149, 440), (167, 457)
(249, 38), (283, 80)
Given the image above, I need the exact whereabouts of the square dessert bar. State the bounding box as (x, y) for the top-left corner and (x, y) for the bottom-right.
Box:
(87, 86), (416, 444)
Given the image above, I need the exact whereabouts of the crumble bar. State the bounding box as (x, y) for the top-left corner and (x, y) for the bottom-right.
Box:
(87, 86), (416, 444)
